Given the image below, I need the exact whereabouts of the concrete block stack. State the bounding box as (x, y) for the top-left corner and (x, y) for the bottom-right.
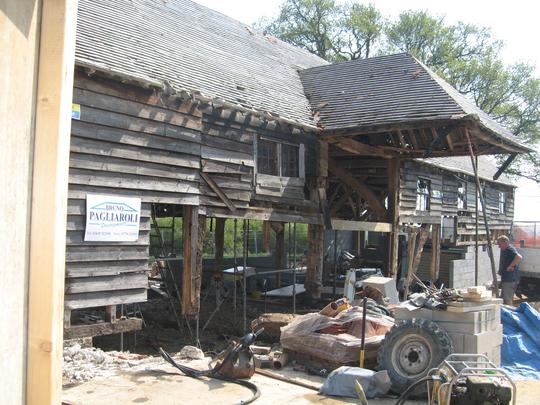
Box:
(393, 299), (502, 365)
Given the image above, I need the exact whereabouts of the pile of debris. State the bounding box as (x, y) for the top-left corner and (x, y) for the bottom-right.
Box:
(63, 344), (207, 384)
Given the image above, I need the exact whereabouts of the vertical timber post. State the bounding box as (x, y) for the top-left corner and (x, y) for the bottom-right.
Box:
(388, 158), (400, 278)
(262, 221), (271, 253)
(182, 206), (206, 315)
(430, 224), (441, 283)
(306, 224), (325, 299)
(465, 129), (499, 297)
(214, 218), (225, 273)
(25, 1), (78, 404)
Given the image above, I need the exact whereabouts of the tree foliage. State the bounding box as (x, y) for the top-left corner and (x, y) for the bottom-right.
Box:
(259, 1), (540, 181)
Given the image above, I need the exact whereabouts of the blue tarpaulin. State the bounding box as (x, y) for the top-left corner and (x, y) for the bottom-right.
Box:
(501, 303), (540, 380)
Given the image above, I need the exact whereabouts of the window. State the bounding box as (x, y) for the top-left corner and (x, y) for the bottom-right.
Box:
(257, 137), (302, 178)
(457, 182), (467, 210)
(499, 192), (506, 214)
(257, 139), (278, 175)
(281, 143), (300, 177)
(416, 178), (431, 211)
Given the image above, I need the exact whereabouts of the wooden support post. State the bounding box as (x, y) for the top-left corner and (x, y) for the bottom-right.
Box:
(404, 226), (429, 298)
(388, 158), (400, 278)
(262, 221), (271, 253)
(270, 222), (286, 286)
(465, 129), (499, 297)
(306, 224), (325, 299)
(182, 206), (206, 315)
(105, 305), (117, 324)
(214, 218), (225, 274)
(430, 224), (441, 283)
(25, 1), (77, 404)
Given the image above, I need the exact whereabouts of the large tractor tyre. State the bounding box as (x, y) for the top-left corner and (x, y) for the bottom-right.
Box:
(377, 318), (454, 395)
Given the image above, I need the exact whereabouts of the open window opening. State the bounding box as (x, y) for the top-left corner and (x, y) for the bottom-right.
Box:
(499, 191), (506, 214)
(457, 181), (467, 210)
(416, 178), (431, 212)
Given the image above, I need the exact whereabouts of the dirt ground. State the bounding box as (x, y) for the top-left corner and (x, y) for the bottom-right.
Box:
(62, 359), (539, 405)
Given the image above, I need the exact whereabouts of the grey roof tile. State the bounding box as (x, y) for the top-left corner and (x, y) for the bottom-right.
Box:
(420, 156), (515, 186)
(300, 53), (530, 151)
(75, 0), (328, 127)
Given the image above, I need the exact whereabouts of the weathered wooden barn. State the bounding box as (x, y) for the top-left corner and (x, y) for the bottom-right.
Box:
(65, 0), (531, 337)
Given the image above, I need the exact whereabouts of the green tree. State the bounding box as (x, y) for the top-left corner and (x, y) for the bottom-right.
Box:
(337, 3), (384, 60)
(262, 0), (341, 61)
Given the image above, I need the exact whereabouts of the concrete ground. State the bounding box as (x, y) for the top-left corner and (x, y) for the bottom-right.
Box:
(62, 362), (540, 405)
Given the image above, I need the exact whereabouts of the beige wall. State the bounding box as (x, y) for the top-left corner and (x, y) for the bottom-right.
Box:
(0, 1), (40, 403)
(1, 1), (76, 403)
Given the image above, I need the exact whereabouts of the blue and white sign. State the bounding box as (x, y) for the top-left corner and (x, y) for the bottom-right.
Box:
(84, 194), (142, 242)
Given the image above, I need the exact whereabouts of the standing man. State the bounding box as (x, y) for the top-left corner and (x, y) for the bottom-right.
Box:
(497, 235), (522, 305)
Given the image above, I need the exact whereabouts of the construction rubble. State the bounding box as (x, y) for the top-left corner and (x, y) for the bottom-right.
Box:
(63, 275), (540, 404)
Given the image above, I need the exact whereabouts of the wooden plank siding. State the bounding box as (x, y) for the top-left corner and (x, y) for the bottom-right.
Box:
(65, 73), (204, 310)
(399, 160), (515, 245)
(65, 72), (322, 312)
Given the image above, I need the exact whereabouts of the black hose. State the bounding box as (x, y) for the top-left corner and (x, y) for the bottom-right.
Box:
(394, 376), (435, 405)
(159, 347), (261, 405)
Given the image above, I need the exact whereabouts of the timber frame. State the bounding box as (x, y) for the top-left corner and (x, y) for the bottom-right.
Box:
(65, 2), (533, 338)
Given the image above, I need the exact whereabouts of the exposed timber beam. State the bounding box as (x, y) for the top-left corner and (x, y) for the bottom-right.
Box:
(331, 219), (392, 233)
(328, 159), (387, 220)
(330, 188), (352, 216)
(493, 153), (518, 180)
(201, 172), (237, 213)
(331, 138), (396, 159)
(424, 127), (453, 158)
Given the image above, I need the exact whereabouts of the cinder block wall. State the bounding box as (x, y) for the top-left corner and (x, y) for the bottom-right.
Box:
(449, 246), (501, 288)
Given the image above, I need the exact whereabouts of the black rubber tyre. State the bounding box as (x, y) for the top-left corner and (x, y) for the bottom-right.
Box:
(377, 318), (454, 395)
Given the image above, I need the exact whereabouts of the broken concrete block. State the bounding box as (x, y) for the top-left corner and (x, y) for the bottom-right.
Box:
(361, 277), (399, 304)
(178, 345), (205, 360)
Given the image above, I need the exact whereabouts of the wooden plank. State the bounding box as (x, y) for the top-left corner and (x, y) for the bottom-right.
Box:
(64, 289), (147, 310)
(69, 168), (199, 194)
(202, 159), (252, 175)
(182, 208), (205, 316)
(330, 219), (392, 233)
(201, 172), (238, 213)
(65, 260), (149, 278)
(74, 72), (203, 118)
(64, 318), (143, 339)
(71, 119), (201, 154)
(203, 207), (322, 225)
(388, 158), (400, 278)
(70, 135), (200, 169)
(262, 221), (271, 253)
(271, 222), (287, 271)
(68, 183), (200, 206)
(65, 273), (148, 294)
(430, 224), (441, 282)
(330, 188), (352, 216)
(105, 305), (117, 324)
(73, 87), (202, 131)
(333, 138), (395, 159)
(66, 245), (148, 263)
(306, 224), (324, 299)
(26, 2), (76, 404)
(201, 145), (254, 167)
(70, 153), (200, 182)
